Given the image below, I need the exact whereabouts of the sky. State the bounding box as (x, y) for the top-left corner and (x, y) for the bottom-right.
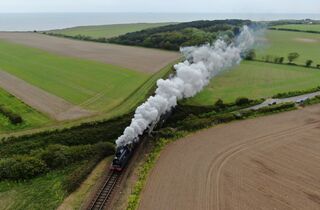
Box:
(0, 0), (319, 13)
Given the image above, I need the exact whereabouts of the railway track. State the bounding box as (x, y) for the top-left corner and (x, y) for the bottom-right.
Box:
(88, 170), (121, 210)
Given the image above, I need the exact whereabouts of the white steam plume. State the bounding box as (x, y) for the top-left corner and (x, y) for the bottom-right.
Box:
(116, 26), (255, 147)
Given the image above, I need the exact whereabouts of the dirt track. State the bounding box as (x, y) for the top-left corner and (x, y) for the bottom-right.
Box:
(139, 105), (320, 210)
(0, 70), (93, 121)
(0, 32), (180, 73)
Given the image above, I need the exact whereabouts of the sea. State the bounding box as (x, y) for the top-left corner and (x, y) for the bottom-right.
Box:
(1, 13), (320, 31)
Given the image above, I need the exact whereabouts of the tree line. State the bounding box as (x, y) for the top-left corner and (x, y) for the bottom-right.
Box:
(108, 20), (252, 51)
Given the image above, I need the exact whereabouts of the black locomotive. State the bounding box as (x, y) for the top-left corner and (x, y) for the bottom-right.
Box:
(110, 143), (134, 171)
(110, 110), (172, 171)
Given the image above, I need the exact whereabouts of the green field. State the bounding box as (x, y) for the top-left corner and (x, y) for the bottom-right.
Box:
(49, 23), (173, 39)
(0, 40), (149, 113)
(256, 30), (320, 65)
(273, 24), (320, 33)
(186, 61), (320, 105)
(0, 88), (50, 132)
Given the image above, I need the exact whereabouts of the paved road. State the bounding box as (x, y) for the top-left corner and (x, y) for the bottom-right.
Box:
(247, 91), (320, 110)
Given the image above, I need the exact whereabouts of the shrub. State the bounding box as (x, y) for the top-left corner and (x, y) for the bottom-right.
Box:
(287, 52), (300, 63)
(244, 49), (256, 60)
(235, 97), (251, 106)
(0, 105), (23, 125)
(306, 60), (313, 67)
(211, 113), (236, 123)
(0, 156), (47, 180)
(38, 142), (114, 169)
(214, 99), (225, 109)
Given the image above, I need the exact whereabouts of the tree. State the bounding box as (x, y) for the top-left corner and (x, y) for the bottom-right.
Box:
(279, 57), (284, 64)
(214, 99), (225, 109)
(244, 49), (256, 60)
(287, 52), (300, 63)
(306, 60), (313, 67)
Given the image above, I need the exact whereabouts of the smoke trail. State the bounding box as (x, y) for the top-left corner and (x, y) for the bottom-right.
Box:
(116, 26), (255, 147)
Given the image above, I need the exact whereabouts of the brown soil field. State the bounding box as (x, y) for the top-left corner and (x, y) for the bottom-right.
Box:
(0, 70), (93, 121)
(0, 32), (180, 73)
(139, 105), (320, 210)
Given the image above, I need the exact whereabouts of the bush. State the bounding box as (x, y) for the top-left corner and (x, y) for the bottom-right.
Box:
(235, 97), (251, 106)
(244, 49), (256, 60)
(214, 99), (225, 110)
(0, 105), (23, 125)
(38, 142), (114, 169)
(0, 156), (47, 180)
(211, 113), (236, 123)
(287, 52), (300, 63)
(306, 60), (313, 67)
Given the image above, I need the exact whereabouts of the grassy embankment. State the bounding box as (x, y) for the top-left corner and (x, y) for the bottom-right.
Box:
(48, 23), (173, 39)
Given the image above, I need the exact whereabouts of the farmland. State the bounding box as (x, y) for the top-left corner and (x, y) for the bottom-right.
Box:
(186, 60), (320, 105)
(2, 19), (320, 210)
(272, 24), (320, 33)
(0, 39), (148, 110)
(49, 23), (174, 39)
(139, 104), (320, 210)
(0, 32), (180, 73)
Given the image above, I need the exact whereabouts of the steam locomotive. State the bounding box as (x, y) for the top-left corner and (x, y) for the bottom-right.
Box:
(111, 110), (172, 171)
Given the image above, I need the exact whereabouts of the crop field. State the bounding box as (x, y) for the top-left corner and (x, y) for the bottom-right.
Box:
(49, 23), (174, 39)
(256, 30), (320, 65)
(0, 39), (149, 111)
(186, 61), (320, 105)
(0, 32), (180, 73)
(272, 24), (320, 32)
(139, 104), (320, 210)
(0, 88), (50, 133)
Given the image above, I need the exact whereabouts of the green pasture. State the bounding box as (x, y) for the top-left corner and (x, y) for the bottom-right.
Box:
(49, 23), (173, 39)
(256, 30), (320, 65)
(187, 61), (320, 105)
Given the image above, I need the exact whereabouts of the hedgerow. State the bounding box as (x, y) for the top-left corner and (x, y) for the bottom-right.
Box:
(272, 86), (320, 99)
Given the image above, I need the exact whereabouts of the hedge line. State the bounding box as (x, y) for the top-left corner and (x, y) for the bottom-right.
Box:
(0, 114), (131, 157)
(0, 142), (114, 180)
(0, 105), (23, 125)
(269, 27), (320, 34)
(272, 86), (320, 99)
